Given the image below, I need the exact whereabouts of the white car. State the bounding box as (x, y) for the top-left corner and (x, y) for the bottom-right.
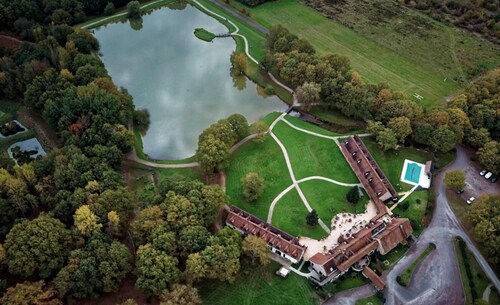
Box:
(480, 170), (487, 176)
(485, 172), (493, 179)
(467, 197), (475, 205)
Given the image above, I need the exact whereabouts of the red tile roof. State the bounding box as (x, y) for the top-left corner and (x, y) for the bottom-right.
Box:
(225, 206), (306, 261)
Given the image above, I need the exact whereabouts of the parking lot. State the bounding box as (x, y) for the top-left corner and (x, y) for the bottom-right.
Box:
(458, 151), (500, 203)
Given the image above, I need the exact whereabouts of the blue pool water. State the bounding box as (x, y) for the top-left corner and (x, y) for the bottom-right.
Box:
(404, 163), (422, 184)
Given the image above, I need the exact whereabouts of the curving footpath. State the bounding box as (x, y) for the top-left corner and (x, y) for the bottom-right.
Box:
(266, 113), (371, 234)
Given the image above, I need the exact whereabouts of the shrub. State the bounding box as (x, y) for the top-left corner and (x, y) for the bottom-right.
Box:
(241, 172), (265, 202)
(104, 3), (115, 16)
(306, 210), (318, 226)
(127, 1), (141, 19)
(410, 219), (420, 231)
(264, 85), (275, 95)
(399, 201), (409, 211)
(346, 186), (360, 203)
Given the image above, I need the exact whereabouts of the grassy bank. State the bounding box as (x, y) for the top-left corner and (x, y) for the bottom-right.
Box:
(396, 243), (436, 287)
(194, 27), (216, 42)
(198, 261), (318, 305)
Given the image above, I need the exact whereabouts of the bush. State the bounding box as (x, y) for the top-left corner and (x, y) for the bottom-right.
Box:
(346, 186), (360, 203)
(104, 2), (115, 16)
(241, 172), (265, 202)
(127, 1), (141, 19)
(264, 85), (275, 95)
(410, 219), (420, 231)
(306, 209), (318, 226)
(399, 201), (409, 211)
(416, 198), (421, 204)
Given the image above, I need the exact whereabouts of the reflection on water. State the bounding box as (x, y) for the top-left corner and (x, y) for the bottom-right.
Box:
(94, 4), (285, 160)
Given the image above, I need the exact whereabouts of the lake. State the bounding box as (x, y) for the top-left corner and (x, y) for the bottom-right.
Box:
(94, 4), (285, 160)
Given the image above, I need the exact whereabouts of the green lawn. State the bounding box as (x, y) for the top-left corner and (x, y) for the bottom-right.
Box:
(454, 238), (500, 305)
(271, 188), (327, 240)
(198, 262), (319, 305)
(217, 0), (500, 107)
(355, 295), (383, 305)
(194, 27), (215, 42)
(397, 243), (435, 287)
(272, 120), (358, 183)
(393, 190), (429, 236)
(300, 180), (368, 227)
(362, 137), (433, 191)
(226, 133), (291, 220)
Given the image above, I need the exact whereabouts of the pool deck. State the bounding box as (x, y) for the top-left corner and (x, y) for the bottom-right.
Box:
(400, 159), (431, 189)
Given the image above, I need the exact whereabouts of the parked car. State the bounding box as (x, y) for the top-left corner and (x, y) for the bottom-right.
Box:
(485, 172), (493, 179)
(456, 189), (464, 194)
(491, 175), (498, 183)
(480, 169), (487, 176)
(467, 197), (475, 205)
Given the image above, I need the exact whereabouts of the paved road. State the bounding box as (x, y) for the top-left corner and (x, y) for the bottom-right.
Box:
(205, 0), (268, 34)
(323, 145), (500, 305)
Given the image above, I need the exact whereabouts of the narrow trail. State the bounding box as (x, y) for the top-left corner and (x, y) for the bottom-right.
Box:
(266, 113), (371, 234)
(447, 27), (466, 82)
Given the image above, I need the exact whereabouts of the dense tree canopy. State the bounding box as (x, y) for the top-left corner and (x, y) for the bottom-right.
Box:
(5, 215), (72, 279)
(466, 195), (500, 265)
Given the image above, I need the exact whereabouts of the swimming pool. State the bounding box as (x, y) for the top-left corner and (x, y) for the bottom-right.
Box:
(404, 162), (422, 184)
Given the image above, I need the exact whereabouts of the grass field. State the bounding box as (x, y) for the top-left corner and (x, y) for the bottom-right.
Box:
(393, 190), (429, 236)
(271, 188), (327, 240)
(226, 133), (291, 220)
(272, 120), (358, 183)
(300, 180), (368, 226)
(198, 261), (319, 305)
(218, 0), (500, 106)
(454, 238), (500, 305)
(397, 243), (435, 286)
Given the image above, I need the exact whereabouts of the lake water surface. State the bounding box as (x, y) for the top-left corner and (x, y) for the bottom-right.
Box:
(94, 4), (285, 160)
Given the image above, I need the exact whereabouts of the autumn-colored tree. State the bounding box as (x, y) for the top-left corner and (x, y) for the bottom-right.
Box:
(107, 211), (121, 237)
(0, 281), (62, 305)
(387, 116), (412, 144)
(242, 235), (270, 266)
(130, 205), (166, 245)
(296, 82), (321, 108)
(444, 170), (466, 190)
(230, 51), (248, 74)
(74, 205), (102, 237)
(250, 121), (269, 142)
(159, 284), (202, 305)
